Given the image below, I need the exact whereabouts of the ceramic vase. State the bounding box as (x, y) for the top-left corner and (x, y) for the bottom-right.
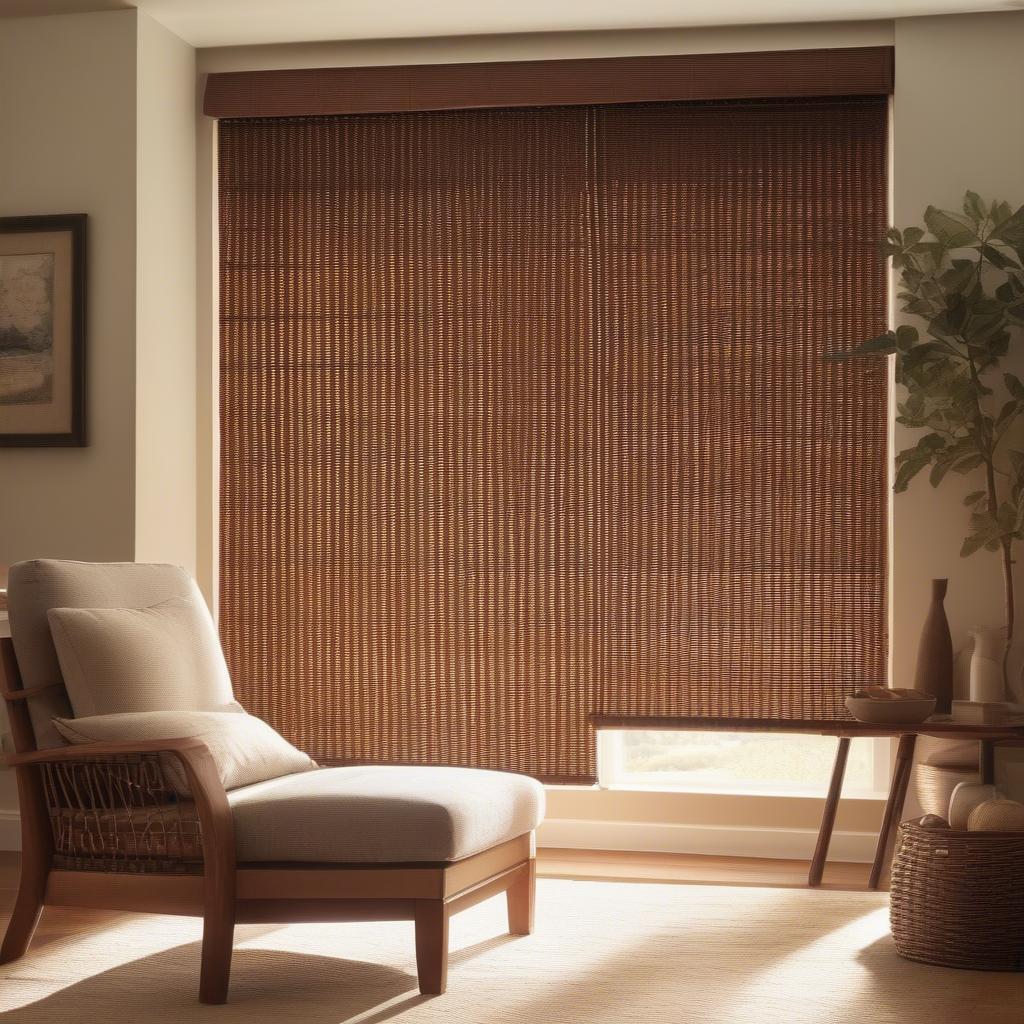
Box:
(913, 578), (953, 713)
(969, 626), (1006, 704)
(948, 781), (999, 829)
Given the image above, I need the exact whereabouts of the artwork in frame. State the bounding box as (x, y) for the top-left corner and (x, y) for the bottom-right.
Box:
(0, 214), (86, 446)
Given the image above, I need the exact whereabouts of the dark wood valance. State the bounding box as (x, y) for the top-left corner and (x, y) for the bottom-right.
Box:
(203, 46), (894, 119)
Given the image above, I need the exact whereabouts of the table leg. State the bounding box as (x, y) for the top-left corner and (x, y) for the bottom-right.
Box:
(809, 737), (850, 887)
(981, 739), (996, 785)
(868, 733), (916, 890)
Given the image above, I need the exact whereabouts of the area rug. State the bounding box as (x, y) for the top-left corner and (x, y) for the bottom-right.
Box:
(0, 879), (1020, 1023)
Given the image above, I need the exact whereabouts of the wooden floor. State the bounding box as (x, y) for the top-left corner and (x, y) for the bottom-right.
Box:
(0, 846), (880, 955)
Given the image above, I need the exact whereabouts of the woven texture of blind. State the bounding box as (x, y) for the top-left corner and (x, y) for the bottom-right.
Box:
(219, 97), (888, 784)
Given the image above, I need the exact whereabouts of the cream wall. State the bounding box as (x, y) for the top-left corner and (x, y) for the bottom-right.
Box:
(892, 12), (1024, 696)
(0, 11), (139, 566)
(0, 8), (198, 571)
(135, 13), (198, 573)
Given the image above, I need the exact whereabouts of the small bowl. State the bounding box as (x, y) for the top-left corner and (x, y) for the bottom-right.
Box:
(845, 694), (936, 725)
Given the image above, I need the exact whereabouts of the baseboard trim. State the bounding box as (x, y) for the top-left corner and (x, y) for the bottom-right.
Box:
(0, 810), (20, 852)
(0, 811), (875, 862)
(537, 817), (876, 863)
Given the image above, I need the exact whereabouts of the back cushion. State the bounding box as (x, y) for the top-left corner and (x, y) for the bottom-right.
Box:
(48, 595), (240, 717)
(7, 560), (213, 748)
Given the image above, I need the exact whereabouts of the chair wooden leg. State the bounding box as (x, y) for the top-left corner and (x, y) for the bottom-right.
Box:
(0, 768), (51, 965)
(198, 872), (236, 1005)
(0, 862), (47, 964)
(506, 859), (536, 935)
(414, 900), (449, 995)
(198, 910), (235, 1004)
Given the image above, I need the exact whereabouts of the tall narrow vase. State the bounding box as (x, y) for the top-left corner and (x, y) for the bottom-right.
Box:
(913, 578), (953, 713)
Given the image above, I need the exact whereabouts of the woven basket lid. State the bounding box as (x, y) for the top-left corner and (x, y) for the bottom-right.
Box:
(967, 798), (1024, 832)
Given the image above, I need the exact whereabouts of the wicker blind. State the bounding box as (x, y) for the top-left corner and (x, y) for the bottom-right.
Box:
(219, 97), (888, 784)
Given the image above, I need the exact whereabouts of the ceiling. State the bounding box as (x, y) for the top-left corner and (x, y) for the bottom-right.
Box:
(0, 0), (1018, 48)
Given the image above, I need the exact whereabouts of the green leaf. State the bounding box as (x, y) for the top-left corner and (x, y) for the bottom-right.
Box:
(962, 529), (997, 557)
(991, 201), (1013, 227)
(981, 243), (1020, 270)
(964, 310), (1007, 342)
(901, 294), (936, 317)
(895, 324), (919, 350)
(995, 399), (1020, 428)
(940, 260), (977, 294)
(997, 502), (1018, 530)
(963, 490), (987, 506)
(991, 205), (1024, 246)
(895, 455), (931, 493)
(825, 332), (897, 362)
(930, 459), (956, 487)
(1006, 373), (1024, 400)
(963, 191), (988, 225)
(924, 205), (979, 248)
(893, 433), (945, 492)
(951, 453), (985, 475)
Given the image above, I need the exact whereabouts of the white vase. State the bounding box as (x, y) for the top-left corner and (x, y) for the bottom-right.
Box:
(969, 626), (1007, 704)
(948, 780), (1000, 829)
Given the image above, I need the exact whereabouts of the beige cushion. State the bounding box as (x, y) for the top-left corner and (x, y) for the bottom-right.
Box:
(227, 765), (545, 863)
(8, 560), (204, 748)
(47, 595), (239, 718)
(52, 710), (316, 796)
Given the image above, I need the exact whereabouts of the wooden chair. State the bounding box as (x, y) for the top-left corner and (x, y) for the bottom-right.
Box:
(0, 559), (540, 1003)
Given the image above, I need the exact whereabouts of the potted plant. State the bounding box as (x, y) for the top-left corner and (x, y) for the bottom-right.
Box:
(830, 192), (1024, 698)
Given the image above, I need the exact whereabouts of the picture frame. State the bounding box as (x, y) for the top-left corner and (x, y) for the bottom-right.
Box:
(0, 213), (86, 446)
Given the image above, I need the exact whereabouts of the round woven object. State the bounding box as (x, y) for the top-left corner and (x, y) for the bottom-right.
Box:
(968, 799), (1024, 832)
(890, 817), (1024, 971)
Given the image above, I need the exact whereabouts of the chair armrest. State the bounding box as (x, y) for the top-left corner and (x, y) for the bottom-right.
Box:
(8, 736), (236, 886)
(6, 735), (212, 767)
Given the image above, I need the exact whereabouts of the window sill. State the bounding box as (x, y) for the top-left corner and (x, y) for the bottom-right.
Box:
(590, 781), (890, 801)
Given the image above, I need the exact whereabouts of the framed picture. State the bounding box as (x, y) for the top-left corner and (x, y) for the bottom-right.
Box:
(0, 214), (86, 446)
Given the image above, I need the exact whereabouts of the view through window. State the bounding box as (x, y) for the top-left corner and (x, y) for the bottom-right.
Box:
(599, 731), (887, 795)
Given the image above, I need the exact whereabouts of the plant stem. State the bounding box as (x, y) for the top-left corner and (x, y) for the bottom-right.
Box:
(1001, 534), (1015, 691)
(964, 336), (1015, 695)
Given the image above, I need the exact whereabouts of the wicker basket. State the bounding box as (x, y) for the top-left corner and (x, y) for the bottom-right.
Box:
(913, 763), (979, 818)
(890, 818), (1024, 971)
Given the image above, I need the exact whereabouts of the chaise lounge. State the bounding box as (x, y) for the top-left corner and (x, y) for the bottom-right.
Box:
(0, 558), (544, 1003)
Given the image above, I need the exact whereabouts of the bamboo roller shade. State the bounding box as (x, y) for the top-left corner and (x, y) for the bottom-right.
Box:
(218, 97), (888, 783)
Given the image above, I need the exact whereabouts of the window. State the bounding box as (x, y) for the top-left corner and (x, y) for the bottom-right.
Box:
(598, 731), (889, 796)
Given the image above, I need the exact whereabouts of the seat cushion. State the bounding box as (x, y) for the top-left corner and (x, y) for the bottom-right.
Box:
(227, 765), (545, 863)
(47, 595), (238, 717)
(7, 560), (205, 748)
(52, 710), (316, 796)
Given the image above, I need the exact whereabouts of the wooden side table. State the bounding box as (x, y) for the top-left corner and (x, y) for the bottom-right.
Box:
(591, 714), (1024, 888)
